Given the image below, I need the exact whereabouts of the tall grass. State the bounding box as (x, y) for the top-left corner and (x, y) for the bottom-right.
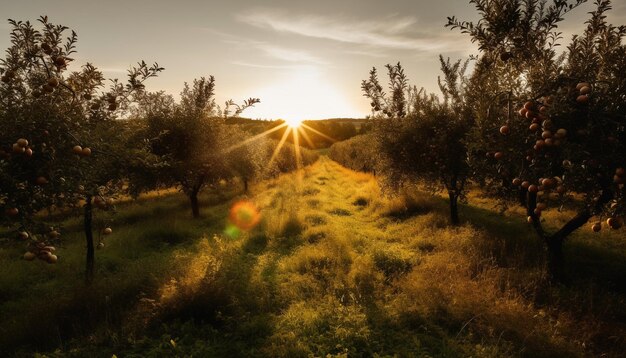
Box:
(1, 157), (625, 357)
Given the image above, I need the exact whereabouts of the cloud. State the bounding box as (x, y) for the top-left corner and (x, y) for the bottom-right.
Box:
(231, 61), (307, 69)
(208, 28), (328, 66)
(237, 10), (466, 52)
(260, 45), (327, 64)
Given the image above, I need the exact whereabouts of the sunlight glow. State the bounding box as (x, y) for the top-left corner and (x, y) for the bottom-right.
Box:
(244, 66), (359, 120)
(285, 117), (303, 128)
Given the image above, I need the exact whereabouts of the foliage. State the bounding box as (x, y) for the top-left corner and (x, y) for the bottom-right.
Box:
(449, 0), (626, 277)
(135, 77), (260, 217)
(328, 134), (378, 173)
(0, 16), (162, 282)
(362, 60), (472, 224)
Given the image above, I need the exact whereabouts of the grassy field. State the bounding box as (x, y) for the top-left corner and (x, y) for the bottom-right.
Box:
(1, 157), (625, 357)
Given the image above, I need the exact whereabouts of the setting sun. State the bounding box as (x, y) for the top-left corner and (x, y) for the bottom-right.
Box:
(284, 117), (303, 128)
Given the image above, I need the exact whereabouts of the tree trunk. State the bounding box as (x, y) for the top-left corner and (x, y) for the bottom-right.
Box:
(527, 190), (607, 282)
(84, 195), (95, 285)
(546, 236), (564, 282)
(448, 190), (460, 226)
(518, 187), (527, 207)
(190, 190), (200, 219)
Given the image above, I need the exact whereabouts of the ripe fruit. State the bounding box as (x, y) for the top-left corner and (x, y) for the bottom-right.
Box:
(17, 138), (29, 147)
(607, 218), (623, 230)
(535, 139), (545, 149)
(47, 77), (59, 88)
(591, 222), (601, 232)
(24, 252), (36, 261)
(499, 125), (510, 135)
(47, 254), (58, 264)
(518, 108), (528, 117)
(54, 56), (66, 67)
(528, 185), (539, 193)
(576, 95), (589, 104)
(527, 216), (534, 224)
(18, 231), (29, 240)
(541, 178), (555, 188)
(616, 168), (625, 177)
(555, 128), (567, 138)
(556, 186), (566, 194)
(49, 230), (60, 238)
(541, 131), (552, 139)
(35, 176), (48, 185)
(12, 143), (25, 154)
(494, 152), (504, 160)
(72, 145), (83, 155)
(523, 101), (534, 111)
(97, 242), (105, 249)
(512, 178), (522, 186)
(81, 147), (92, 157)
(24, 148), (33, 157)
(579, 86), (591, 95)
(521, 181), (530, 189)
(529, 123), (540, 132)
(42, 84), (54, 93)
(6, 207), (19, 216)
(103, 227), (113, 235)
(576, 82), (590, 90)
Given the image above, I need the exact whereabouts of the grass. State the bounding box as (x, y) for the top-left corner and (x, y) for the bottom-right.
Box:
(1, 157), (625, 357)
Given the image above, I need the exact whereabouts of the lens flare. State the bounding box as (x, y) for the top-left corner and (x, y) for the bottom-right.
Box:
(228, 200), (261, 231)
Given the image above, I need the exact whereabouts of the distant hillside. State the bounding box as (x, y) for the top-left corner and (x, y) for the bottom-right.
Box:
(225, 117), (371, 149)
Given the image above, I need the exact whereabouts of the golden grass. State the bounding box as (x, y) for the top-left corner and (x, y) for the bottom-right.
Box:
(3, 157), (625, 356)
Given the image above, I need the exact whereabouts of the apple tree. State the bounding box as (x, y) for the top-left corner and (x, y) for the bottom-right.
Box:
(138, 77), (259, 218)
(448, 0), (625, 279)
(0, 16), (163, 283)
(362, 60), (472, 225)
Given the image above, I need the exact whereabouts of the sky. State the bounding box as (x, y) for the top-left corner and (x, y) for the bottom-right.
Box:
(1, 0), (625, 120)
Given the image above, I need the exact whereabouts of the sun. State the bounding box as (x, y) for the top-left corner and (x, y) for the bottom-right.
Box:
(284, 117), (303, 128)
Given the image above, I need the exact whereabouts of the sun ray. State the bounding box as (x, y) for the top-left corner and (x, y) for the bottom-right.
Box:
(267, 126), (291, 168)
(293, 127), (304, 188)
(293, 127), (302, 170)
(301, 123), (337, 144)
(226, 122), (288, 152)
(297, 126), (316, 149)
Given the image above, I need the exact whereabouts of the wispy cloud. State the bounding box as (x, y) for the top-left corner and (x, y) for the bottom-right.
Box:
(231, 61), (310, 70)
(205, 28), (327, 65)
(260, 45), (327, 64)
(237, 10), (465, 52)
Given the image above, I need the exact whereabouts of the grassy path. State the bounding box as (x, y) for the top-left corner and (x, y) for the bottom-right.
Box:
(2, 157), (625, 357)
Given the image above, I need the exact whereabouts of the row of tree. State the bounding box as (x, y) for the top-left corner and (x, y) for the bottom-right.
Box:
(330, 0), (625, 280)
(0, 17), (318, 283)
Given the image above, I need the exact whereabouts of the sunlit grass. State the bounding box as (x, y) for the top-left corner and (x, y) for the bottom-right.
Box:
(1, 157), (625, 356)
